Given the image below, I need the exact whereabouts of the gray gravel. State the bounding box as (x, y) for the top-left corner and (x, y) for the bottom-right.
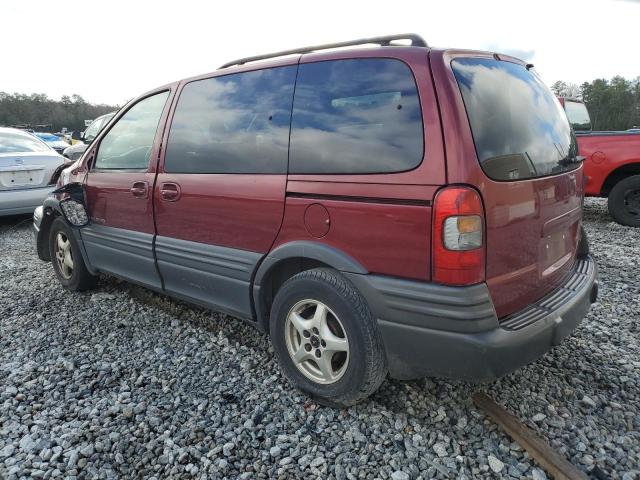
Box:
(1, 198), (639, 479)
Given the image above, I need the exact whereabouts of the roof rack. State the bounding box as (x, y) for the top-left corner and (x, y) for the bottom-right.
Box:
(218, 33), (427, 69)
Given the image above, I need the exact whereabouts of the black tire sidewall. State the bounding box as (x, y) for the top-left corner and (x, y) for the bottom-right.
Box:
(49, 217), (89, 290)
(270, 272), (377, 404)
(608, 175), (640, 227)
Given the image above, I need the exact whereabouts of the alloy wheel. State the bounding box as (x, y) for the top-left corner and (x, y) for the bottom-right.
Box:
(54, 232), (74, 279)
(284, 299), (349, 384)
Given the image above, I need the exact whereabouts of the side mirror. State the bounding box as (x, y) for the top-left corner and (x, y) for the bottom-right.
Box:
(71, 131), (81, 141)
(52, 182), (90, 227)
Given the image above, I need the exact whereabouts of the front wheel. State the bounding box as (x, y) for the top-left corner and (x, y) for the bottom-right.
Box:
(270, 268), (387, 407)
(608, 175), (640, 227)
(49, 217), (97, 291)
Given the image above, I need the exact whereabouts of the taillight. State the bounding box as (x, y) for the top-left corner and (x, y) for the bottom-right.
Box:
(432, 186), (485, 285)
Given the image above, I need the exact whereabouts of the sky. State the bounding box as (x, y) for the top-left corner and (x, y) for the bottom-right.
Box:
(3, 0), (639, 106)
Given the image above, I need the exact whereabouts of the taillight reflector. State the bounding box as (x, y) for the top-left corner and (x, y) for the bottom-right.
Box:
(432, 186), (485, 285)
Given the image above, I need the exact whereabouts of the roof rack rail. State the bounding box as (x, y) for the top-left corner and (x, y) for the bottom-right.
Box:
(218, 33), (427, 69)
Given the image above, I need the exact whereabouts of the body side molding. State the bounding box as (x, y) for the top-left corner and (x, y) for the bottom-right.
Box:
(81, 225), (160, 288)
(156, 235), (262, 319)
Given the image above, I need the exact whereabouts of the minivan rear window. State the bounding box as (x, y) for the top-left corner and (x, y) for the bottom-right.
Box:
(289, 58), (424, 174)
(452, 58), (578, 181)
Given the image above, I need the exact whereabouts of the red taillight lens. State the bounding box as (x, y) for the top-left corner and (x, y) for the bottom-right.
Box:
(432, 186), (485, 285)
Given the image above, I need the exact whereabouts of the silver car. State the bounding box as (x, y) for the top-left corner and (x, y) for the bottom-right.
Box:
(0, 127), (65, 216)
(63, 112), (116, 161)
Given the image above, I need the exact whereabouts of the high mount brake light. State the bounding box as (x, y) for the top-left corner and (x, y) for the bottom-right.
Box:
(432, 186), (485, 285)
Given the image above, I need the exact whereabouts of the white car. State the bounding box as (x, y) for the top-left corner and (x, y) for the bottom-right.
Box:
(0, 127), (66, 216)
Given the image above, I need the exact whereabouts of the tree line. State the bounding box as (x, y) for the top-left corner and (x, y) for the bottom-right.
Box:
(0, 93), (118, 133)
(1, 76), (639, 134)
(552, 76), (640, 131)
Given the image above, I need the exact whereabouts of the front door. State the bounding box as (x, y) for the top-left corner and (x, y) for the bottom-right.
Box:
(153, 65), (297, 317)
(82, 89), (172, 289)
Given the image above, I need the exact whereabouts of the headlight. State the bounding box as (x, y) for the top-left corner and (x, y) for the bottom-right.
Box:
(60, 199), (89, 226)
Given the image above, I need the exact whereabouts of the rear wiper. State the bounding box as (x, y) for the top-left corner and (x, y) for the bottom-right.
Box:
(559, 155), (585, 166)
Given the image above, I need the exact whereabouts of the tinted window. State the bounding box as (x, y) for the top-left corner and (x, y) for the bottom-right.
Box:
(0, 131), (50, 153)
(95, 92), (169, 170)
(165, 66), (296, 174)
(564, 101), (592, 132)
(452, 58), (578, 181)
(289, 59), (423, 174)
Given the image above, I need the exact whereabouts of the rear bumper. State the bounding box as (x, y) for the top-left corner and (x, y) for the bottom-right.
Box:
(0, 186), (54, 216)
(345, 255), (598, 380)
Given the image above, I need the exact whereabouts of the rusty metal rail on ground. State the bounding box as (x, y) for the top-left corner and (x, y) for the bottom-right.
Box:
(472, 392), (589, 480)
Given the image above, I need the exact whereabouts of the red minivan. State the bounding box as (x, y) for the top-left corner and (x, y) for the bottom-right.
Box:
(34, 34), (598, 406)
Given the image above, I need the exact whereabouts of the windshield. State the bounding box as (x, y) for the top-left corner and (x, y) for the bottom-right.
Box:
(0, 131), (50, 154)
(452, 57), (578, 181)
(564, 101), (592, 132)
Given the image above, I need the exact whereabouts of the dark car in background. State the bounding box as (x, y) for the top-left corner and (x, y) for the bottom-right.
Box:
(63, 112), (115, 161)
(35, 35), (598, 406)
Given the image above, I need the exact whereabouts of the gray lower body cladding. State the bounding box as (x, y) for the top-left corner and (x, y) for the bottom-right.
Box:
(78, 226), (261, 319)
(345, 255), (598, 381)
(81, 226), (160, 289)
(155, 235), (261, 319)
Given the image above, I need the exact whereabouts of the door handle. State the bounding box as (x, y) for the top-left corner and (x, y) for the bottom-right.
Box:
(160, 182), (181, 202)
(130, 181), (148, 198)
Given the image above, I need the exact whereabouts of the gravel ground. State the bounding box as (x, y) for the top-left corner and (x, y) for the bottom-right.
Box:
(0, 198), (638, 480)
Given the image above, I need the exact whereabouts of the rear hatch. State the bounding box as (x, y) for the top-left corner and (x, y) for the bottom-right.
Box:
(451, 57), (584, 318)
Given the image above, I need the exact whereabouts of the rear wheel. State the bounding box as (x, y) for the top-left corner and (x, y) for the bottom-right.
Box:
(49, 217), (96, 291)
(608, 175), (640, 227)
(270, 268), (387, 407)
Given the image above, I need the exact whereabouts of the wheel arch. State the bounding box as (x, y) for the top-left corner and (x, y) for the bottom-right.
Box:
(601, 162), (640, 196)
(252, 241), (368, 331)
(40, 195), (97, 274)
(36, 197), (65, 261)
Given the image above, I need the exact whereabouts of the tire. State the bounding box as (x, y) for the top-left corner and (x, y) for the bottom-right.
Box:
(607, 175), (640, 227)
(270, 268), (387, 407)
(49, 216), (97, 291)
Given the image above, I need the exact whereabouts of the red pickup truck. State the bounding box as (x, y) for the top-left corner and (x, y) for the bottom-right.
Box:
(559, 98), (640, 227)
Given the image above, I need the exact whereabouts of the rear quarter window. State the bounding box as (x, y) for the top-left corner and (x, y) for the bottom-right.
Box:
(452, 57), (578, 181)
(289, 58), (424, 174)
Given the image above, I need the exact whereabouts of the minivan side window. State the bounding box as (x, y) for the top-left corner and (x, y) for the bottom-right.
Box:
(94, 91), (169, 170)
(289, 59), (424, 174)
(164, 66), (297, 174)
